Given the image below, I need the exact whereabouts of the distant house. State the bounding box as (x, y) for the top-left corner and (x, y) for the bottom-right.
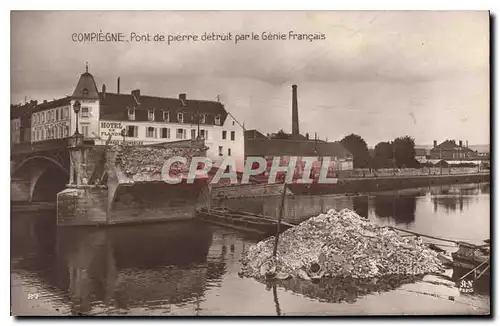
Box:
(429, 139), (478, 161)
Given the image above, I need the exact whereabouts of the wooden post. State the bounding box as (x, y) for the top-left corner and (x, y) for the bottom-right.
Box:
(273, 183), (287, 258)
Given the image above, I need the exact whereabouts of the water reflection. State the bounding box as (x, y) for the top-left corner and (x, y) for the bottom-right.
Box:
(11, 182), (490, 315)
(266, 275), (424, 305)
(216, 183), (489, 228)
(373, 195), (417, 226)
(12, 216), (218, 315)
(352, 196), (368, 219)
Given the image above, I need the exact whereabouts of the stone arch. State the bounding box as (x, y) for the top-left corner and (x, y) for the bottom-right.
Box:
(12, 156), (69, 202)
(13, 155), (69, 177)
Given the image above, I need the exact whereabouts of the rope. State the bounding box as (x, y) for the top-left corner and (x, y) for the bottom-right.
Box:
(476, 264), (490, 280)
(459, 259), (490, 281)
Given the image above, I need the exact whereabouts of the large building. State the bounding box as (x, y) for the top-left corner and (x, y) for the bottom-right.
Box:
(429, 139), (480, 160)
(11, 66), (245, 170)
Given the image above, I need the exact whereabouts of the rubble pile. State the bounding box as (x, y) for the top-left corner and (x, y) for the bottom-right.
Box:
(240, 209), (443, 280)
(113, 145), (206, 177)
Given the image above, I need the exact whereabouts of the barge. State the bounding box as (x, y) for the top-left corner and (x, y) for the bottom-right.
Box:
(196, 207), (296, 237)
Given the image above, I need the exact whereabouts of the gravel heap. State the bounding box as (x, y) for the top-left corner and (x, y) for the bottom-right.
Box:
(113, 145), (207, 177)
(240, 209), (443, 281)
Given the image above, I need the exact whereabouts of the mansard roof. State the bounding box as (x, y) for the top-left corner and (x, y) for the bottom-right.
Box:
(72, 68), (100, 100)
(98, 92), (229, 125)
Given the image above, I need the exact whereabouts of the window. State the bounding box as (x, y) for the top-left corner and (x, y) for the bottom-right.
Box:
(215, 115), (221, 125)
(41, 129), (45, 140)
(228, 148), (232, 156)
(205, 130), (208, 139)
(200, 114), (206, 124)
(222, 130), (227, 140)
(65, 126), (69, 137)
(56, 109), (59, 121)
(81, 107), (89, 118)
(148, 109), (155, 121)
(218, 146), (223, 156)
(64, 107), (69, 120)
(200, 130), (206, 139)
(82, 125), (89, 137)
(163, 111), (170, 122)
(41, 112), (45, 123)
(177, 112), (183, 123)
(231, 131), (235, 141)
(191, 129), (196, 139)
(126, 125), (138, 137)
(146, 127), (157, 138)
(82, 88), (89, 96)
(128, 108), (135, 120)
(32, 130), (35, 141)
(161, 128), (170, 139)
(176, 128), (185, 139)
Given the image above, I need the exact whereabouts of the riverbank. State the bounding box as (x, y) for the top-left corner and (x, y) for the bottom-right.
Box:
(288, 172), (490, 195)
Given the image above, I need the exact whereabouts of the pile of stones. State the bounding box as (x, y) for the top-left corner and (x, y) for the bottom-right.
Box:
(113, 145), (206, 177)
(240, 209), (443, 281)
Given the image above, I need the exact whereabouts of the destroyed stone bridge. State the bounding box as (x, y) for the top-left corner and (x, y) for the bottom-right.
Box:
(11, 136), (211, 226)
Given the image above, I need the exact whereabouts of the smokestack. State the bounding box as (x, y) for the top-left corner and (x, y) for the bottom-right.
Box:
(117, 77), (120, 94)
(459, 140), (463, 148)
(292, 84), (299, 135)
(433, 140), (437, 148)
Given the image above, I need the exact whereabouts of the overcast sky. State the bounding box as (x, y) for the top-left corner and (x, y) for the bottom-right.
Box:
(11, 11), (489, 146)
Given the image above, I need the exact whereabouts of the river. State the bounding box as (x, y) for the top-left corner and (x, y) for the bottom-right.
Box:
(11, 182), (490, 316)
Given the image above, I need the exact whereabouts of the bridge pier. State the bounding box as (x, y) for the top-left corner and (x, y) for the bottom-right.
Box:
(56, 139), (211, 226)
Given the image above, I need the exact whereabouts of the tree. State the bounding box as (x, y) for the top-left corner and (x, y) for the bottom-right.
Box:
(373, 141), (394, 168)
(393, 136), (419, 168)
(340, 134), (371, 168)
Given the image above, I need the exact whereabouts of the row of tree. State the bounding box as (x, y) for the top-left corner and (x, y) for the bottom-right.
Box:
(340, 134), (420, 169)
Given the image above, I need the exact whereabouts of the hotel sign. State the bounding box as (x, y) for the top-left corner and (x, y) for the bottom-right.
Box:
(100, 121), (124, 137)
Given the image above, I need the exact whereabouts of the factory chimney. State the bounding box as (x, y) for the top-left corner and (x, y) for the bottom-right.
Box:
(292, 84), (299, 136)
(117, 77), (120, 94)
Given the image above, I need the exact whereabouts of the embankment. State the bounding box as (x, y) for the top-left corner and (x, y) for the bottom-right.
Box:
(288, 172), (490, 195)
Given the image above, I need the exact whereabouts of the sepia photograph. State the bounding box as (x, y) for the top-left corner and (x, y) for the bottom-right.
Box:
(10, 10), (490, 316)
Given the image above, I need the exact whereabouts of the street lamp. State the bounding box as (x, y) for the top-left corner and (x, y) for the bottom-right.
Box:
(73, 100), (81, 135)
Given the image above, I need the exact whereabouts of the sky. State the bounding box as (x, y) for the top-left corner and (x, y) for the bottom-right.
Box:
(11, 11), (490, 146)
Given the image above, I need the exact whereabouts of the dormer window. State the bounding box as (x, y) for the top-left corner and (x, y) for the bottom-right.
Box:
(148, 109), (155, 121)
(128, 108), (135, 120)
(82, 88), (89, 96)
(215, 114), (221, 125)
(200, 114), (206, 124)
(163, 110), (170, 122)
(177, 112), (184, 123)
